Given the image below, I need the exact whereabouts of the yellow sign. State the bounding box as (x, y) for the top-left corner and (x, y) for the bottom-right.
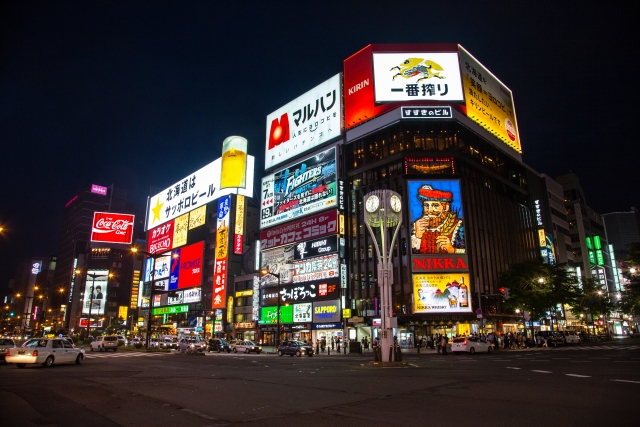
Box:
(342, 308), (352, 319)
(220, 136), (248, 189)
(188, 205), (206, 230)
(227, 296), (234, 323)
(538, 229), (546, 248)
(118, 306), (128, 321)
(235, 289), (253, 297)
(130, 270), (140, 309)
(235, 195), (245, 235)
(173, 213), (189, 248)
(339, 214), (345, 235)
(413, 273), (472, 313)
(459, 46), (521, 153)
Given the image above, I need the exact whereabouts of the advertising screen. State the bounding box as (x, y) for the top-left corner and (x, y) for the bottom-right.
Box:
(143, 254), (171, 282)
(261, 147), (337, 229)
(91, 212), (135, 244)
(91, 184), (107, 195)
(294, 302), (312, 323)
(81, 270), (109, 315)
(146, 155), (254, 230)
(260, 244), (295, 286)
(407, 180), (465, 255)
(292, 253), (339, 283)
(372, 52), (464, 103)
(169, 241), (204, 290)
(260, 245), (339, 286)
(459, 46), (521, 153)
(260, 210), (338, 251)
(413, 274), (471, 313)
(312, 299), (341, 323)
(293, 235), (338, 260)
(260, 305), (293, 324)
(212, 196), (230, 309)
(265, 73), (342, 170)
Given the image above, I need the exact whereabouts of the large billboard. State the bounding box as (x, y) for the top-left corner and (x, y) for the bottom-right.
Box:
(91, 212), (135, 244)
(146, 154), (254, 231)
(261, 278), (340, 306)
(212, 196), (231, 309)
(458, 45), (521, 153)
(260, 243), (338, 286)
(413, 274), (471, 313)
(312, 299), (341, 324)
(81, 270), (109, 315)
(260, 210), (338, 251)
(372, 52), (464, 103)
(169, 241), (204, 290)
(265, 74), (342, 170)
(147, 206), (206, 254)
(261, 147), (337, 229)
(408, 180), (465, 255)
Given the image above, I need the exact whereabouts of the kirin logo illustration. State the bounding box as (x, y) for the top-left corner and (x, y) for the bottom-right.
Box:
(391, 58), (445, 83)
(268, 113), (290, 149)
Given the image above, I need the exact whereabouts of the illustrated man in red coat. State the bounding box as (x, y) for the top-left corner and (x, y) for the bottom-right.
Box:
(411, 184), (465, 254)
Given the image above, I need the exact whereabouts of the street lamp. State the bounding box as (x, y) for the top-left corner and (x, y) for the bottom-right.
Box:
(76, 269), (113, 338)
(363, 190), (403, 363)
(260, 268), (281, 349)
(132, 247), (178, 349)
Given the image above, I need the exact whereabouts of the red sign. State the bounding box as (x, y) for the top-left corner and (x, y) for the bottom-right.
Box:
(79, 318), (104, 328)
(212, 259), (227, 309)
(91, 212), (135, 244)
(148, 220), (174, 254)
(234, 234), (243, 254)
(411, 255), (469, 272)
(176, 241), (204, 289)
(344, 44), (460, 130)
(260, 210), (338, 251)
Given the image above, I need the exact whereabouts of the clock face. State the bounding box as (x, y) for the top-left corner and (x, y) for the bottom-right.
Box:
(365, 195), (380, 213)
(390, 195), (402, 212)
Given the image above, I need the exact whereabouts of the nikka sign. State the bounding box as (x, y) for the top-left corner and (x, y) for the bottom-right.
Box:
(411, 255), (469, 273)
(91, 212), (135, 244)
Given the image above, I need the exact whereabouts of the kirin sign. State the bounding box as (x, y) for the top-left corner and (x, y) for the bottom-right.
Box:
(91, 212), (135, 244)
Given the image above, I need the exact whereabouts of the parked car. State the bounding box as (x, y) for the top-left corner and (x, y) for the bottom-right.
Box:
(90, 336), (119, 352)
(116, 335), (127, 346)
(129, 337), (142, 347)
(277, 340), (314, 357)
(451, 337), (493, 355)
(0, 338), (17, 362)
(207, 338), (231, 353)
(6, 338), (85, 368)
(231, 340), (262, 354)
(563, 332), (582, 344)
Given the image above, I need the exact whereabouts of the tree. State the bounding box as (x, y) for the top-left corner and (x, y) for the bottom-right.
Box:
(498, 261), (582, 334)
(570, 278), (616, 330)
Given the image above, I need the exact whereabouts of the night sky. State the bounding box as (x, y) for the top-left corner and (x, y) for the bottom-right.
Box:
(1, 2), (638, 290)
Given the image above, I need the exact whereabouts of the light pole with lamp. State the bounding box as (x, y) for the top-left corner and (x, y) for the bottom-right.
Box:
(131, 247), (177, 349)
(363, 190), (403, 363)
(260, 268), (281, 349)
(76, 270), (113, 339)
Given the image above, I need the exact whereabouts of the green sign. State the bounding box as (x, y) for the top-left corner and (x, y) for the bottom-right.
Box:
(259, 305), (293, 324)
(593, 235), (602, 250)
(588, 250), (596, 265)
(585, 237), (593, 250)
(152, 304), (188, 315)
(596, 249), (605, 266)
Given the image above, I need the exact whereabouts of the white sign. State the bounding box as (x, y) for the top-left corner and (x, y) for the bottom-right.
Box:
(183, 287), (202, 303)
(81, 270), (109, 316)
(265, 74), (342, 170)
(293, 253), (339, 283)
(143, 255), (171, 282)
(293, 302), (312, 323)
(372, 53), (464, 103)
(146, 156), (254, 230)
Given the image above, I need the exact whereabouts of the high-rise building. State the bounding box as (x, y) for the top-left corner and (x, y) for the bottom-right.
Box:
(603, 207), (640, 262)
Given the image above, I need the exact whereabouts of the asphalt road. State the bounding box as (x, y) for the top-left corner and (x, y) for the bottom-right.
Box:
(1, 340), (639, 427)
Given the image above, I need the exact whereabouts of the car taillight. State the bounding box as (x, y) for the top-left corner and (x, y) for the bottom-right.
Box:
(463, 340), (468, 345)
(32, 350), (38, 356)
(5, 349), (10, 357)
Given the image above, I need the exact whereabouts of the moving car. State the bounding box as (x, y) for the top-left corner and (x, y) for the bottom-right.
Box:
(563, 332), (581, 344)
(6, 338), (85, 368)
(178, 338), (205, 352)
(0, 338), (17, 362)
(161, 337), (179, 349)
(277, 340), (314, 357)
(451, 337), (493, 355)
(207, 338), (231, 353)
(90, 336), (118, 352)
(231, 340), (262, 354)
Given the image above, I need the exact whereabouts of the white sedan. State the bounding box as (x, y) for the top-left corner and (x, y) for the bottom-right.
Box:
(6, 338), (85, 368)
(451, 337), (494, 355)
(231, 340), (262, 354)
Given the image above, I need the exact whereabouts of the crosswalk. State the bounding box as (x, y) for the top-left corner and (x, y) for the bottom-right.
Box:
(85, 351), (169, 359)
(518, 345), (640, 352)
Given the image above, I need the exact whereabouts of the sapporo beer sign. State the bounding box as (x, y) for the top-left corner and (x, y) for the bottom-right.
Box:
(260, 147), (337, 229)
(91, 212), (135, 244)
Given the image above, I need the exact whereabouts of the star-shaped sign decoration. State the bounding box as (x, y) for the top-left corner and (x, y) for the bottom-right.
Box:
(151, 198), (164, 224)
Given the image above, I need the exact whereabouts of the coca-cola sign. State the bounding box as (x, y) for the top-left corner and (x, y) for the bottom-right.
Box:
(91, 212), (135, 244)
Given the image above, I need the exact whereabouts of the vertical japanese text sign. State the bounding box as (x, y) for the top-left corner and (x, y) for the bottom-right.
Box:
(212, 196), (231, 309)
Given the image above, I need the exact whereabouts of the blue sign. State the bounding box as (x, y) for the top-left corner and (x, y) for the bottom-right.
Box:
(187, 316), (197, 327)
(312, 322), (342, 330)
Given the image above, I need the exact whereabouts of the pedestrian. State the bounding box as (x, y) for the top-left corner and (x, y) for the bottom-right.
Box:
(436, 334), (442, 354)
(441, 335), (448, 355)
(426, 334), (432, 349)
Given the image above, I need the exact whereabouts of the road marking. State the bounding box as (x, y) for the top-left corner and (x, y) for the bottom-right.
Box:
(531, 370), (552, 373)
(409, 363), (419, 367)
(612, 379), (640, 384)
(552, 358), (570, 360)
(506, 367), (521, 370)
(565, 374), (591, 378)
(614, 361), (640, 363)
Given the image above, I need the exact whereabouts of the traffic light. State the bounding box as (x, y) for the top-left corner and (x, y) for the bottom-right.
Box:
(9, 312), (14, 317)
(498, 287), (510, 300)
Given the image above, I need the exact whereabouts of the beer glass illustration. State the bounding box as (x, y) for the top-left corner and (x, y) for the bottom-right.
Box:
(220, 136), (247, 189)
